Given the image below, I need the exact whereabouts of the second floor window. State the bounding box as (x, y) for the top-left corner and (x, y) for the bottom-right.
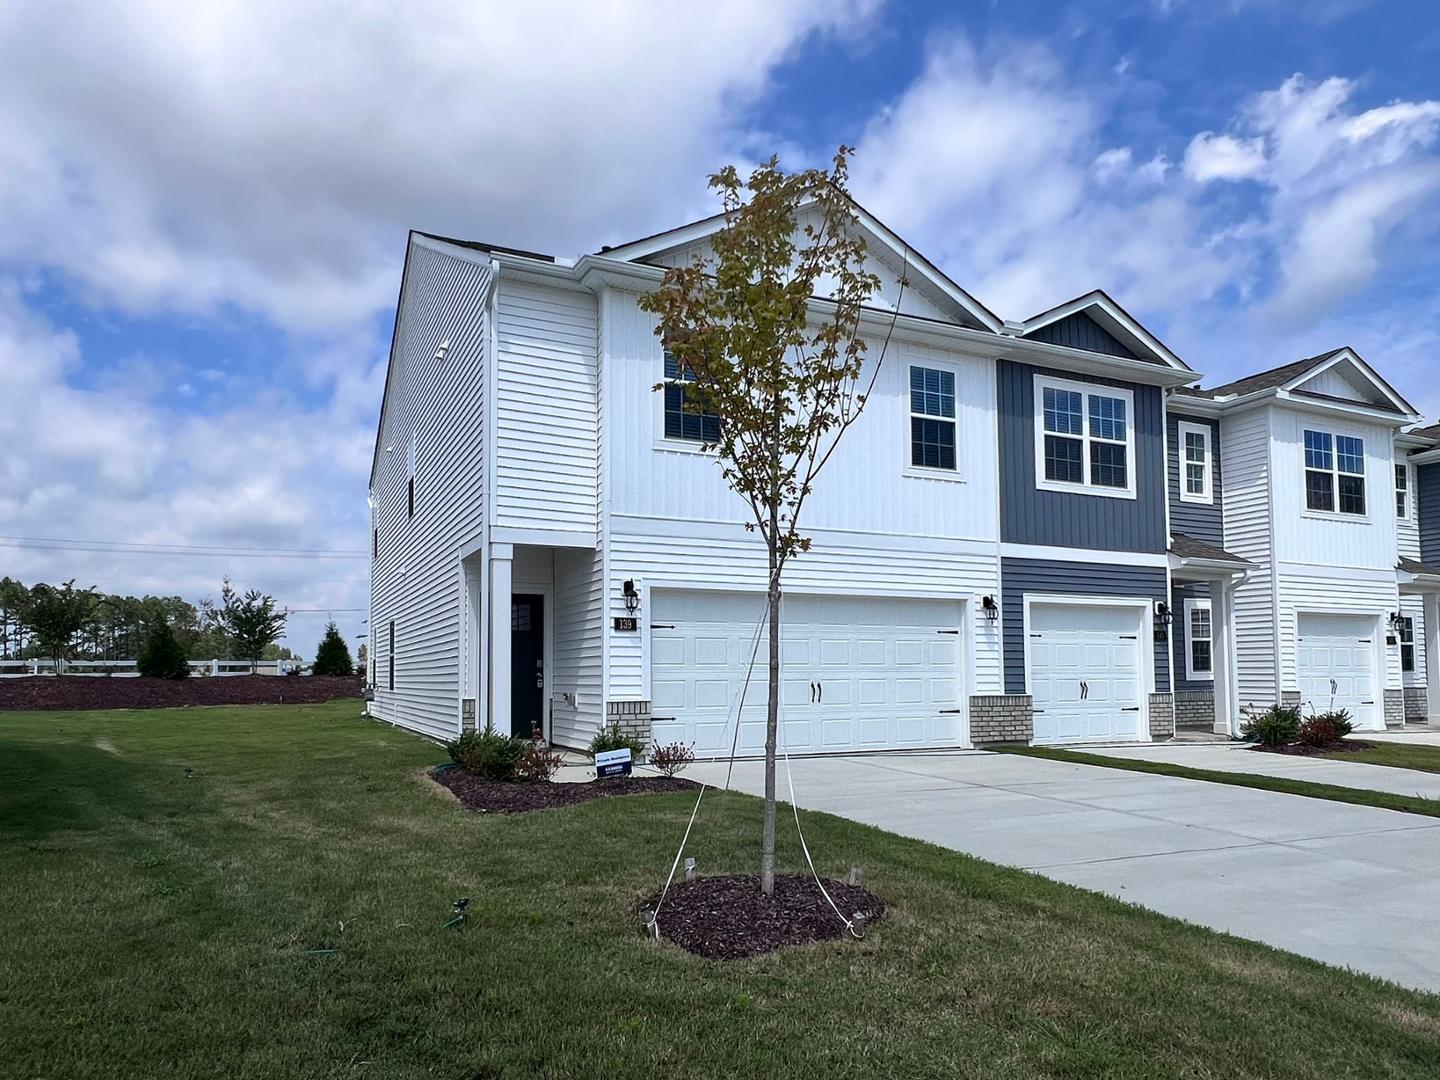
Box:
(663, 352), (720, 443)
(1178, 421), (1213, 503)
(1400, 615), (1415, 673)
(909, 366), (956, 470)
(1036, 376), (1134, 497)
(1185, 599), (1213, 681)
(1396, 462), (1410, 520)
(1304, 430), (1365, 516)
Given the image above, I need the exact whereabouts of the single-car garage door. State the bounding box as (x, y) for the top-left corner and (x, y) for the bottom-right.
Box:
(1029, 601), (1145, 744)
(650, 591), (965, 756)
(1297, 613), (1379, 730)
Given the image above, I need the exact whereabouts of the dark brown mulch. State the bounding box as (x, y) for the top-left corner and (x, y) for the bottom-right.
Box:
(1248, 740), (1377, 756)
(0, 675), (364, 712)
(641, 874), (886, 960)
(433, 767), (698, 813)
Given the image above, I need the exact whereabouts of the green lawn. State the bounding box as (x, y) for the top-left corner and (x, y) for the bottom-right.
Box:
(3, 705), (1439, 1079)
(993, 743), (1440, 819)
(1323, 741), (1440, 775)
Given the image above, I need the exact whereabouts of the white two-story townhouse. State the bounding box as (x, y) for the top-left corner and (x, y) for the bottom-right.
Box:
(1176, 350), (1423, 733)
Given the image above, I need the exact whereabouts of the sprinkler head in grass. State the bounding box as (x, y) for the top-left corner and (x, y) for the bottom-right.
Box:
(184, 768), (193, 780)
(443, 897), (471, 930)
(641, 908), (659, 942)
(683, 857), (697, 882)
(851, 913), (868, 939)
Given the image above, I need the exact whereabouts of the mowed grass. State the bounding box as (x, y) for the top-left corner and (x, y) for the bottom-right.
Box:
(3, 706), (1440, 1079)
(994, 743), (1440, 819)
(1322, 741), (1440, 776)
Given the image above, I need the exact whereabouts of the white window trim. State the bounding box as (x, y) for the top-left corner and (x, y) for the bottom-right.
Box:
(1176, 421), (1213, 505)
(905, 362), (966, 482)
(1301, 427), (1369, 521)
(1183, 597), (1214, 682)
(1033, 374), (1137, 500)
(653, 351), (718, 455)
(1396, 460), (1412, 522)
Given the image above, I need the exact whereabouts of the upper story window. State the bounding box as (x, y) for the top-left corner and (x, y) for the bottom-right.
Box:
(1177, 421), (1213, 504)
(663, 352), (720, 443)
(1184, 598), (1213, 681)
(1400, 615), (1415, 673)
(909, 366), (956, 471)
(1396, 462), (1411, 520)
(1304, 430), (1365, 516)
(1034, 375), (1135, 499)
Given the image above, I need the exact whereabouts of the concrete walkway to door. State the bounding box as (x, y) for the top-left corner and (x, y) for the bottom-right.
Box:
(688, 751), (1440, 994)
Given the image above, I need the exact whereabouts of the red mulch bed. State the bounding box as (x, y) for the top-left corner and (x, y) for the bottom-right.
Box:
(0, 675), (364, 712)
(1248, 740), (1377, 757)
(433, 766), (698, 813)
(641, 874), (886, 960)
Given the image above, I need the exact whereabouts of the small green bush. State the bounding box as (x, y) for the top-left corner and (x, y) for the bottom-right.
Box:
(447, 728), (524, 780)
(1241, 704), (1302, 747)
(515, 726), (564, 783)
(588, 723), (648, 762)
(136, 620), (190, 680)
(1298, 709), (1355, 748)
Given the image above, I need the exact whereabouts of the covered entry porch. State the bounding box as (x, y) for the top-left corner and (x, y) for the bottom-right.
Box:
(1398, 556), (1440, 728)
(1168, 534), (1249, 737)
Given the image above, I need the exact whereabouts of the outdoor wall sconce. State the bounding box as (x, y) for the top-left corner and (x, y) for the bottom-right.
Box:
(1388, 610), (1406, 634)
(623, 579), (641, 615)
(981, 595), (999, 622)
(1154, 601), (1173, 627)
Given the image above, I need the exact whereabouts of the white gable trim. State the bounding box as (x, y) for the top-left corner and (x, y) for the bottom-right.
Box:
(1283, 348), (1417, 418)
(1011, 290), (1191, 373)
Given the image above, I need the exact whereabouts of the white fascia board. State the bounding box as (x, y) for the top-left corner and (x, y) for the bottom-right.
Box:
(1168, 553), (1250, 579)
(1167, 393), (1223, 418)
(1015, 291), (1191, 373)
(1284, 348), (1417, 418)
(1214, 388), (1418, 427)
(1410, 446), (1440, 465)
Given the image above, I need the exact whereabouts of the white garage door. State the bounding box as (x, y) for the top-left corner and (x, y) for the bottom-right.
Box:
(1029, 602), (1145, 745)
(650, 591), (965, 756)
(1297, 613), (1378, 729)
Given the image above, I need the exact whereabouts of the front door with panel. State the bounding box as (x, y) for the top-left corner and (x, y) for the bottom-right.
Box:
(511, 594), (545, 738)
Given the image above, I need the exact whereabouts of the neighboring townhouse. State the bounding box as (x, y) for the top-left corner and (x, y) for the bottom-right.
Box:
(1401, 422), (1440, 725)
(1175, 351), (1422, 733)
(367, 206), (1430, 751)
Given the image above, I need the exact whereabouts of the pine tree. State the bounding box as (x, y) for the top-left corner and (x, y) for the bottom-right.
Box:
(310, 622), (355, 677)
(137, 620), (191, 679)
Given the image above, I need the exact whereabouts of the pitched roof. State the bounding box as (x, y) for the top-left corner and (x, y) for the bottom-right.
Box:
(1398, 556), (1440, 577)
(1014, 289), (1190, 371)
(413, 231), (555, 264)
(1202, 351), (1342, 398)
(1170, 532), (1252, 566)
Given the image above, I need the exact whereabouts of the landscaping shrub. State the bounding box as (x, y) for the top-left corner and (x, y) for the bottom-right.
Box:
(515, 725), (564, 783)
(136, 620), (190, 679)
(310, 622), (354, 677)
(1241, 704), (1302, 747)
(447, 728), (524, 780)
(1298, 709), (1355, 748)
(650, 741), (695, 778)
(587, 723), (648, 762)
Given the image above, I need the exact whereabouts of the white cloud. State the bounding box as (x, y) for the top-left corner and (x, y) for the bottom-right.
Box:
(1183, 133), (1268, 181)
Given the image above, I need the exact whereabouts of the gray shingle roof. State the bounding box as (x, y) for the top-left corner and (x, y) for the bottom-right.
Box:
(1170, 533), (1252, 566)
(1398, 556), (1440, 577)
(1202, 350), (1343, 398)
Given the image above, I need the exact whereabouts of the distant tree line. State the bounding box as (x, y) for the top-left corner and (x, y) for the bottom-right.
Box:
(0, 576), (295, 671)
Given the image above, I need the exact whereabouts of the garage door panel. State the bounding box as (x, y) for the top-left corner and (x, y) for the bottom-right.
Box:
(1296, 612), (1378, 728)
(1030, 602), (1145, 745)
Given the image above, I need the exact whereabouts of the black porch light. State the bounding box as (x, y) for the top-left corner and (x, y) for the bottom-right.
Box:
(982, 595), (999, 622)
(1154, 601), (1174, 627)
(623, 579), (641, 615)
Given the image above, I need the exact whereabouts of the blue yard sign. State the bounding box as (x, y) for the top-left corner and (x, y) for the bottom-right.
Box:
(595, 748), (632, 779)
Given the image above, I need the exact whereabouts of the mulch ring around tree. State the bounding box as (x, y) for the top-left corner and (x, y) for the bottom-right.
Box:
(640, 874), (886, 960)
(431, 765), (699, 813)
(1248, 740), (1377, 757)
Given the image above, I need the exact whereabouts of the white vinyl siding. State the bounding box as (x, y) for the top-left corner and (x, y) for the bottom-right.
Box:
(551, 547), (605, 748)
(1222, 409), (1278, 705)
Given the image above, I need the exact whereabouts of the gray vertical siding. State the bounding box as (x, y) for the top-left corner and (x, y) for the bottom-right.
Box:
(1420, 462), (1440, 565)
(1025, 312), (1139, 361)
(1001, 557), (1171, 695)
(1167, 411), (1224, 545)
(1170, 581), (1214, 692)
(998, 361), (1168, 552)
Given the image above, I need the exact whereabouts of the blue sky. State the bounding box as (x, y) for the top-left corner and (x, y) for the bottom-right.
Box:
(1, 0), (1438, 656)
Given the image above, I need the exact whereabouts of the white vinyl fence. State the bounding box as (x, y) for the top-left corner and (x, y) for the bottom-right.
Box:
(0, 658), (303, 678)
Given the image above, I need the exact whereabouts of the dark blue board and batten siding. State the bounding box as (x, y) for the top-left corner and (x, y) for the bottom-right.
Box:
(1001, 558), (1172, 696)
(1420, 462), (1440, 566)
(1170, 581), (1213, 692)
(1025, 312), (1140, 361)
(1167, 412), (1224, 545)
(997, 360), (1168, 553)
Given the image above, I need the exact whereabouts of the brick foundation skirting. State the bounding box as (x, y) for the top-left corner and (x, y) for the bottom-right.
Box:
(1280, 691), (1302, 709)
(1404, 686), (1428, 722)
(1174, 690), (1216, 729)
(970, 694), (1032, 746)
(1148, 693), (1174, 739)
(606, 699), (653, 745)
(1383, 689), (1405, 729)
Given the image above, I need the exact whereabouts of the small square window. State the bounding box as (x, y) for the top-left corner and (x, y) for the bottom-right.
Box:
(1044, 434), (1084, 483)
(1306, 469), (1335, 512)
(1336, 435), (1365, 475)
(1304, 430), (1333, 471)
(1088, 395), (1127, 442)
(1089, 441), (1128, 488)
(1043, 387), (1083, 435)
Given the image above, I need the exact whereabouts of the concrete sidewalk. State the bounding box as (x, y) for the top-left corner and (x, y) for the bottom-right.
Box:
(689, 751), (1440, 994)
(1081, 740), (1440, 800)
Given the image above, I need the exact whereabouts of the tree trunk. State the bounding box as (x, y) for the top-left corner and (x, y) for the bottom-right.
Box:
(760, 534), (781, 897)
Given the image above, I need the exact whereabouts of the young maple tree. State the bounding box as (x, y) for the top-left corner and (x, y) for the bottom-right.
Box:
(639, 148), (903, 895)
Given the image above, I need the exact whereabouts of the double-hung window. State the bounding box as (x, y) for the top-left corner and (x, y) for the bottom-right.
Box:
(1400, 616), (1416, 673)
(1035, 376), (1135, 497)
(1177, 421), (1213, 503)
(1304, 430), (1366, 516)
(1396, 462), (1411, 520)
(663, 352), (720, 443)
(1184, 599), (1213, 681)
(909, 366), (956, 471)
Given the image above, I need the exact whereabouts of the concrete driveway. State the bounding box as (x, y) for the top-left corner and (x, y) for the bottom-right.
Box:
(689, 751), (1440, 994)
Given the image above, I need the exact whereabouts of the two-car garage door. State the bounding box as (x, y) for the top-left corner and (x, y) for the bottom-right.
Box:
(649, 591), (965, 756)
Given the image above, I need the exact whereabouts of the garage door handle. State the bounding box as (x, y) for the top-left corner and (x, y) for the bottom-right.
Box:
(939, 708), (962, 714)
(810, 682), (816, 703)
(1121, 707), (1140, 712)
(818, 682), (823, 703)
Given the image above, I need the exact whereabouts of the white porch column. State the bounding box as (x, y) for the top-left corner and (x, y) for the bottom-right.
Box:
(489, 543), (514, 734)
(1425, 591), (1440, 726)
(1212, 578), (1238, 737)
